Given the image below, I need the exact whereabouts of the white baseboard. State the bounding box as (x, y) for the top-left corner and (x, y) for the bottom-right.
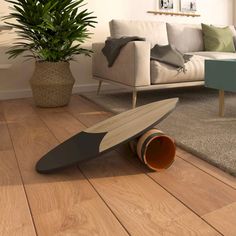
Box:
(0, 82), (120, 100)
(0, 89), (33, 100)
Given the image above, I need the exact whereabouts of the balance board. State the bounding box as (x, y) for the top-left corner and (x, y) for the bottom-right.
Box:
(36, 98), (178, 174)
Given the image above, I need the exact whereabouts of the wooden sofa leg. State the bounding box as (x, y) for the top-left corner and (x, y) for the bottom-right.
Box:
(97, 81), (103, 95)
(132, 90), (137, 109)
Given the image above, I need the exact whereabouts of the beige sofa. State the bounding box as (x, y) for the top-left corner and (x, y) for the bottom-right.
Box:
(92, 20), (236, 108)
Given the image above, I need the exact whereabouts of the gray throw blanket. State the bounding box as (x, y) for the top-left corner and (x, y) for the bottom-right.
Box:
(151, 44), (193, 72)
(102, 36), (145, 67)
(102, 37), (192, 71)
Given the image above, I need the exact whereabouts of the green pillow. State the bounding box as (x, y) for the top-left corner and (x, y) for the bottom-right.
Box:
(201, 24), (235, 52)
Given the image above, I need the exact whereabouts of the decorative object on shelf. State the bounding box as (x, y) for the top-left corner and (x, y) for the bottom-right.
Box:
(149, 0), (199, 17)
(160, 0), (174, 11)
(180, 0), (197, 12)
(4, 0), (97, 107)
(36, 98), (178, 174)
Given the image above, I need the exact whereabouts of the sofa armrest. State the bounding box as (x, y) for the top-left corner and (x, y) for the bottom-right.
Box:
(92, 41), (151, 87)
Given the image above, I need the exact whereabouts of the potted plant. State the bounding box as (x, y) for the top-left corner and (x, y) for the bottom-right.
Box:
(5, 0), (96, 107)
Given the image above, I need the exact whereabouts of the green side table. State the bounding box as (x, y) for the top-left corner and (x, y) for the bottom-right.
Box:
(205, 59), (236, 117)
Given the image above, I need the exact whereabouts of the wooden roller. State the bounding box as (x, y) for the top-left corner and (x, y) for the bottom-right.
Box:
(130, 129), (176, 171)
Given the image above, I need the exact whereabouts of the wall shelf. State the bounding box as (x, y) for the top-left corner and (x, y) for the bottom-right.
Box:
(147, 11), (200, 17)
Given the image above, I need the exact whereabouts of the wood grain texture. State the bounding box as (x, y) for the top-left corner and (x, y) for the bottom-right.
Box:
(36, 108), (86, 142)
(177, 148), (236, 190)
(86, 98), (178, 152)
(0, 104), (36, 236)
(79, 151), (219, 236)
(1, 95), (236, 236)
(1, 99), (128, 236)
(0, 111), (13, 151)
(203, 202), (236, 236)
(64, 97), (220, 235)
(67, 96), (236, 219)
(148, 157), (236, 216)
(87, 98), (177, 133)
(0, 150), (37, 236)
(116, 144), (236, 236)
(117, 144), (236, 221)
(67, 96), (113, 127)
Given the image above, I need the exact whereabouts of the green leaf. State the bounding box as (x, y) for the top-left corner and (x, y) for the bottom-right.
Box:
(5, 0), (97, 62)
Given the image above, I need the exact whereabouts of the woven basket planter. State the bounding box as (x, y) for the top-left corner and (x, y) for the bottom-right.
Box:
(30, 61), (75, 107)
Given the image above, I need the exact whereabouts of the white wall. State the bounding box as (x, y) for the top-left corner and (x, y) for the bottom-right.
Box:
(234, 0), (236, 24)
(0, 0), (234, 98)
(88, 0), (234, 42)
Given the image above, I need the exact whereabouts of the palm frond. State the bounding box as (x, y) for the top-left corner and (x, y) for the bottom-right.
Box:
(5, 0), (97, 62)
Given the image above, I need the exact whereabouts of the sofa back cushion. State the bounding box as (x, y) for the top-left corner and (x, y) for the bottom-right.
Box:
(167, 23), (204, 53)
(229, 25), (236, 35)
(226, 25), (236, 49)
(109, 20), (169, 47)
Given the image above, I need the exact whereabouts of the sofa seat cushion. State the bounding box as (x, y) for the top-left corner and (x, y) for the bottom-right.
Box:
(151, 55), (207, 84)
(109, 20), (168, 47)
(188, 51), (236, 59)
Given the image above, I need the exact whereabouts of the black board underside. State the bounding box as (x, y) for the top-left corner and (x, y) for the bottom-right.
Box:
(36, 131), (107, 174)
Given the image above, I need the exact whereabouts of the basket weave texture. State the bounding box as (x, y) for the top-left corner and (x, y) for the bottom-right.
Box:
(30, 62), (75, 107)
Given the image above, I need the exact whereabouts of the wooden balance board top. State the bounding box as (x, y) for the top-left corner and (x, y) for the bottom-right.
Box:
(36, 98), (178, 174)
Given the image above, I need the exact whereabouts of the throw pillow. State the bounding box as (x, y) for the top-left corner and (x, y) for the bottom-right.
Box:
(201, 24), (235, 52)
(233, 35), (236, 49)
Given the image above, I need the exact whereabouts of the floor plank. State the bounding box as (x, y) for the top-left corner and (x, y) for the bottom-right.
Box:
(2, 95), (235, 235)
(148, 157), (236, 216)
(63, 96), (221, 235)
(117, 144), (236, 217)
(0, 150), (37, 236)
(203, 202), (236, 236)
(177, 148), (236, 190)
(0, 108), (13, 151)
(0, 105), (36, 236)
(81, 151), (221, 236)
(35, 107), (86, 142)
(76, 97), (236, 216)
(67, 95), (113, 127)
(39, 108), (220, 235)
(117, 140), (236, 236)
(2, 99), (128, 236)
(69, 96), (236, 235)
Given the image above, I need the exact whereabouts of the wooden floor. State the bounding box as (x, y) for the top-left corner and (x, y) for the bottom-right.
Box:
(0, 95), (236, 236)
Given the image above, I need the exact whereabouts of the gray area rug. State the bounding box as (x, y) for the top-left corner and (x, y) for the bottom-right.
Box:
(81, 87), (236, 176)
